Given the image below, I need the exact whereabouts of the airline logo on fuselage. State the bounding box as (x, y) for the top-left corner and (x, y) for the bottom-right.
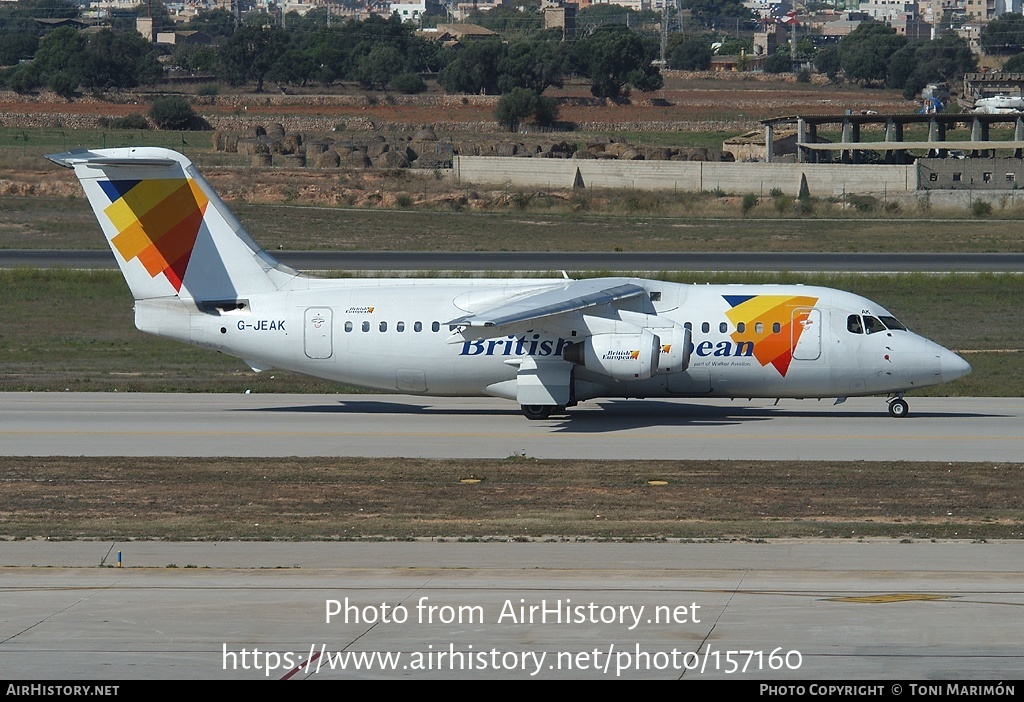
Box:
(460, 334), (573, 357)
(723, 294), (819, 377)
(101, 177), (209, 292)
(345, 306), (374, 314)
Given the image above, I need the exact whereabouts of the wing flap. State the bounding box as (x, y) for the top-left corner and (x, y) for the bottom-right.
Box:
(447, 279), (647, 329)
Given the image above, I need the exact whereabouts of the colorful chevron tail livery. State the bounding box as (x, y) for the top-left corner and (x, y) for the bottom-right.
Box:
(102, 177), (209, 292)
(47, 147), (295, 301)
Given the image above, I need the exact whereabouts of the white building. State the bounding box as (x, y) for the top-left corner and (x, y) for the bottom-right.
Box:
(388, 0), (430, 21)
(858, 0), (919, 21)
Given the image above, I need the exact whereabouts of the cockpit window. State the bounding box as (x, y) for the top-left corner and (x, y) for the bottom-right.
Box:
(847, 315), (864, 334)
(879, 315), (907, 331)
(863, 316), (886, 334)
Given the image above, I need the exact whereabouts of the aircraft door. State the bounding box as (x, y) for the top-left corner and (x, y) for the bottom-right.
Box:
(304, 307), (333, 359)
(792, 307), (821, 361)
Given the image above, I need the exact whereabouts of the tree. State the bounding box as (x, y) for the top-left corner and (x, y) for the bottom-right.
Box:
(171, 44), (219, 74)
(495, 87), (557, 131)
(887, 35), (976, 99)
(814, 45), (841, 80)
(31, 26), (88, 98)
(4, 63), (41, 93)
(668, 37), (713, 70)
(218, 25), (288, 92)
(763, 51), (793, 74)
(837, 22), (906, 85)
(980, 13), (1024, 55)
(356, 44), (406, 90)
(390, 72), (426, 94)
(149, 95), (196, 130)
(438, 39), (505, 95)
(686, 0), (753, 24)
(267, 47), (317, 87)
(497, 38), (565, 94)
(81, 29), (162, 90)
(577, 4), (631, 27)
(185, 9), (237, 38)
(571, 26), (663, 99)
(885, 44), (918, 92)
(1002, 52), (1024, 72)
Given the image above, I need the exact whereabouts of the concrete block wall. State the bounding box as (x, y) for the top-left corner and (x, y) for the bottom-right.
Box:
(453, 157), (918, 196)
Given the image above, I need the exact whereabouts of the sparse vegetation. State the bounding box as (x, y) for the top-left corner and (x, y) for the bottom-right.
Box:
(1, 456), (1021, 540)
(102, 113), (149, 130)
(149, 95), (197, 131)
(741, 192), (758, 215)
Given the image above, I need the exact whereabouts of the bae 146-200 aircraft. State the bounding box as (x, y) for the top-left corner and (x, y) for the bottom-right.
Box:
(48, 147), (972, 420)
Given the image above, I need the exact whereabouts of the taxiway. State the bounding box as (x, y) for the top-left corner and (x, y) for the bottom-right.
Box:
(1, 392), (1021, 462)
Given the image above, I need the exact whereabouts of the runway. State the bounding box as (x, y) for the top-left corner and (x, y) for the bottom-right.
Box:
(2, 392), (1022, 462)
(4, 393), (1022, 681)
(1, 540), (1022, 680)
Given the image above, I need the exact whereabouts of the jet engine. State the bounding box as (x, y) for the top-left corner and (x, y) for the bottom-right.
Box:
(563, 325), (691, 381)
(653, 326), (691, 375)
(563, 329), (660, 380)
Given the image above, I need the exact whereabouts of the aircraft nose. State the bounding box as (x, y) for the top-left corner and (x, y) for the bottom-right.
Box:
(940, 348), (972, 383)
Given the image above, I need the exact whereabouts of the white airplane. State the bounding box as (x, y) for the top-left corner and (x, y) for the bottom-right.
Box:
(48, 147), (971, 419)
(973, 95), (1024, 114)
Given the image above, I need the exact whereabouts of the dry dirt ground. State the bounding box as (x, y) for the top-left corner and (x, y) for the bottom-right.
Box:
(0, 72), (917, 133)
(2, 457), (1021, 541)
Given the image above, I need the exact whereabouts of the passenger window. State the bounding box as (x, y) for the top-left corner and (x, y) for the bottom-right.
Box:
(414, 321), (422, 332)
(701, 322), (710, 333)
(863, 316), (886, 334)
(737, 322), (746, 333)
(432, 321), (440, 332)
(649, 291), (661, 302)
(847, 315), (863, 334)
(720, 322), (727, 333)
(344, 321), (353, 332)
(361, 321), (370, 332)
(684, 322), (692, 330)
(755, 322), (763, 334)
(397, 321), (405, 332)
(379, 321), (387, 332)
(773, 322), (781, 333)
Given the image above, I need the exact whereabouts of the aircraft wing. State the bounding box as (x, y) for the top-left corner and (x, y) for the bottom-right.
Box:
(447, 279), (647, 330)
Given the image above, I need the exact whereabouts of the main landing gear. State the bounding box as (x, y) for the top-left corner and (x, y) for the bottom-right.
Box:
(887, 396), (909, 418)
(521, 405), (563, 420)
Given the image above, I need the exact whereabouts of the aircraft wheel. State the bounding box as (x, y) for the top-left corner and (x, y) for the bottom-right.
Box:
(522, 405), (555, 420)
(888, 398), (909, 418)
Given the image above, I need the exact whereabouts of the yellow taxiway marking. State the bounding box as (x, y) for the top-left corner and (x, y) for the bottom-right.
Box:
(828, 594), (953, 604)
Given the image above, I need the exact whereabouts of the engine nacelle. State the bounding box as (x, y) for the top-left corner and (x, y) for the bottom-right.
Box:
(654, 326), (692, 375)
(563, 329), (660, 380)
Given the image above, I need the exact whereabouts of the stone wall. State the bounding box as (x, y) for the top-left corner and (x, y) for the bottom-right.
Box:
(453, 156), (919, 196)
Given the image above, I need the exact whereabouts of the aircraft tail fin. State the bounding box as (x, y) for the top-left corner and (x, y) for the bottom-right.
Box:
(47, 147), (297, 301)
